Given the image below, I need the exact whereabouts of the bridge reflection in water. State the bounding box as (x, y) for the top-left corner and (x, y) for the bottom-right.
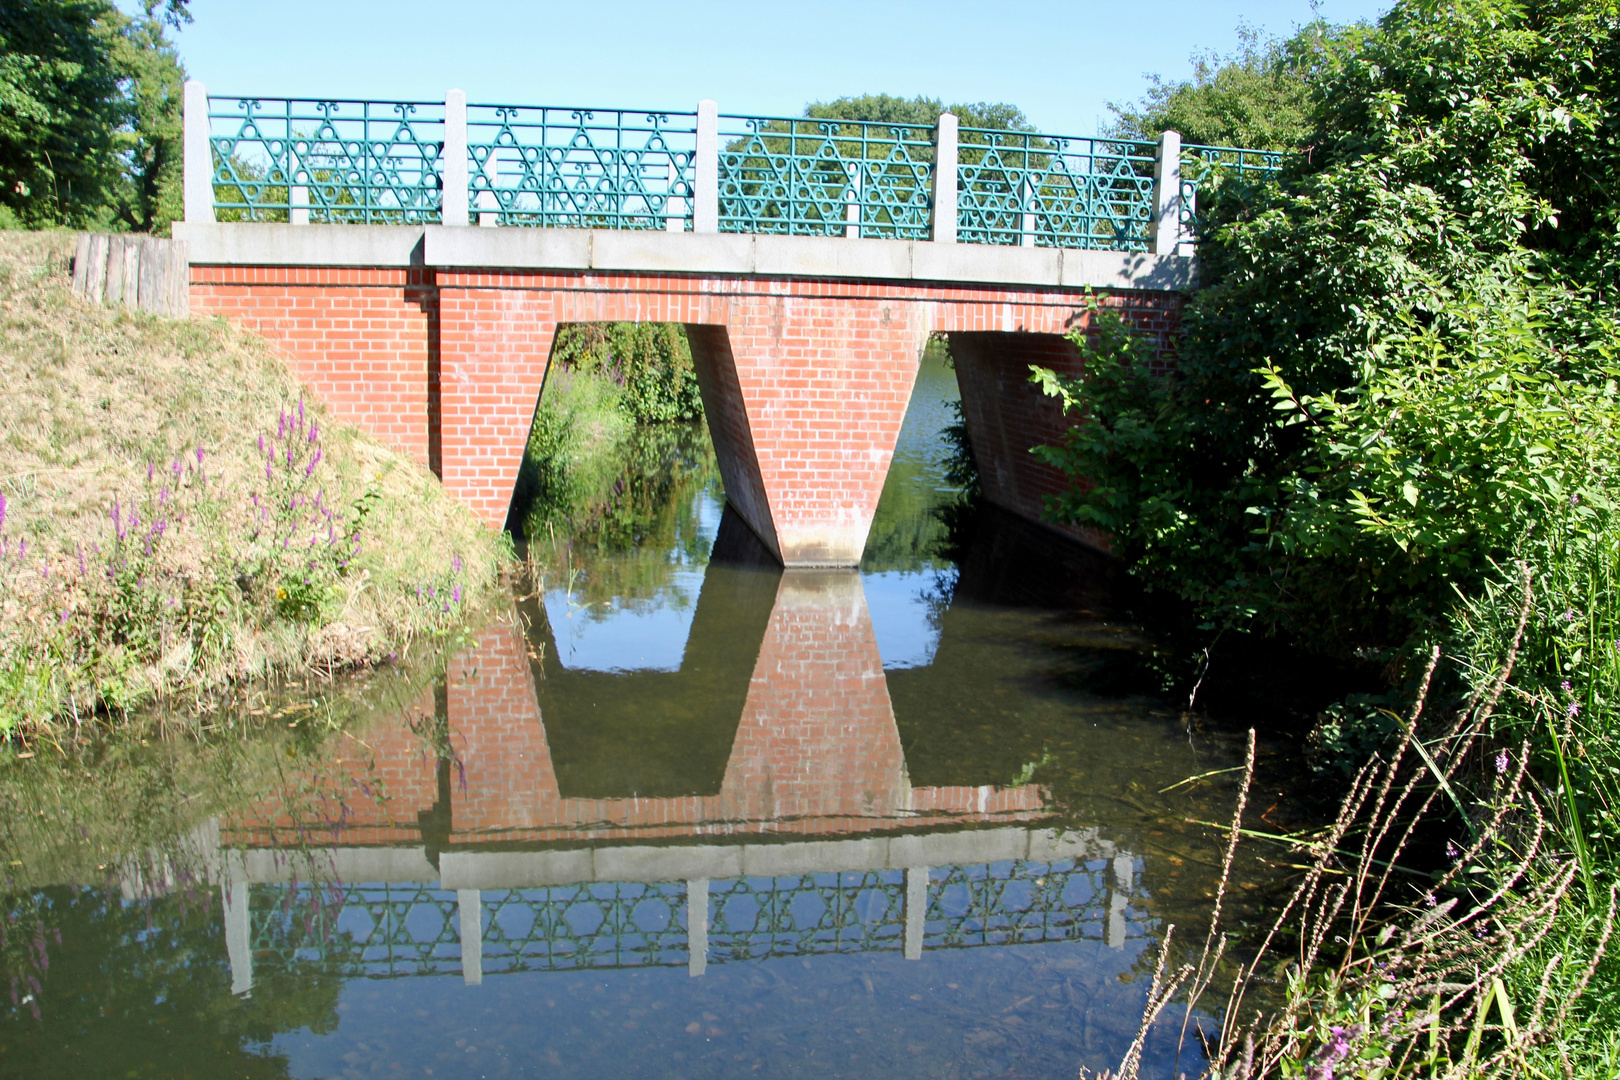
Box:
(218, 517), (1143, 995)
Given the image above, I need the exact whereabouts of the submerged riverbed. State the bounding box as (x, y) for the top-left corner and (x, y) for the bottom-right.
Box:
(1, 349), (1280, 1079)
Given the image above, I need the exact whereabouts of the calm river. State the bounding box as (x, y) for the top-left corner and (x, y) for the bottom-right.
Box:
(1, 349), (1269, 1079)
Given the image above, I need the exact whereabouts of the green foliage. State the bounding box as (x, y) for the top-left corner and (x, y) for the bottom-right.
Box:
(806, 93), (1037, 136)
(1033, 0), (1620, 658)
(1108, 21), (1368, 149)
(550, 323), (702, 424)
(0, 0), (188, 232)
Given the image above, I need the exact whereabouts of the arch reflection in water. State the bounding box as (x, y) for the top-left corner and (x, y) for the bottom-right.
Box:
(218, 510), (1142, 995)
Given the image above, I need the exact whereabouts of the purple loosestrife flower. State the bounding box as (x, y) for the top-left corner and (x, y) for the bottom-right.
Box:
(452, 585), (462, 603)
(147, 461), (154, 481)
(172, 457), (182, 480)
(308, 422), (318, 444)
(195, 447), (204, 465)
(452, 555), (463, 573)
(0, 489), (6, 530)
(77, 543), (85, 575)
(298, 398), (305, 425)
(279, 412), (288, 439)
(258, 434), (265, 454)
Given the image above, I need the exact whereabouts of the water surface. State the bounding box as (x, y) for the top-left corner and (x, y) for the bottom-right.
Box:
(1, 348), (1265, 1079)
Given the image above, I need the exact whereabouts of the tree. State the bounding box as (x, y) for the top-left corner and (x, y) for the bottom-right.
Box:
(1107, 20), (1369, 149)
(0, 0), (188, 231)
(1033, 0), (1620, 657)
(805, 93), (1037, 136)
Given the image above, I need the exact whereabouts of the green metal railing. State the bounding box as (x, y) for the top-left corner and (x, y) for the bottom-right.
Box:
(246, 855), (1139, 979)
(466, 105), (697, 230)
(209, 97), (445, 224)
(1177, 143), (1287, 242)
(957, 129), (1159, 250)
(716, 114), (936, 240)
(203, 94), (1284, 252)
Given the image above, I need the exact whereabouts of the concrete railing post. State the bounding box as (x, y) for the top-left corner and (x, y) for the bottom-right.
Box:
(182, 80), (214, 223)
(693, 100), (719, 234)
(443, 89), (469, 227)
(904, 866), (929, 960)
(687, 878), (709, 977)
(223, 853), (251, 996)
(289, 182), (308, 225)
(457, 888), (483, 985)
(1152, 130), (1183, 256)
(1106, 852), (1133, 950)
(930, 112), (958, 244)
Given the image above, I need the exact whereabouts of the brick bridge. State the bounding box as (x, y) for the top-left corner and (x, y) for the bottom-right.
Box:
(170, 85), (1280, 564)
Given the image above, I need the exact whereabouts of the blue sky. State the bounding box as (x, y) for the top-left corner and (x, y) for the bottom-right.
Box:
(165, 0), (1391, 137)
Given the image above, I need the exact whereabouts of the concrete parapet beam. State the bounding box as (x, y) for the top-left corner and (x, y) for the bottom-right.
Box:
(182, 222), (1194, 292)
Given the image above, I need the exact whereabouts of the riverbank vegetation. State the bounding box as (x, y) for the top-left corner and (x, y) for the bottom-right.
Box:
(1048, 1), (1620, 1076)
(0, 231), (505, 742)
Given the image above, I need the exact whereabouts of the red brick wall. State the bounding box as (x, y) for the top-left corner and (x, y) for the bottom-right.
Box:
(221, 687), (441, 848)
(190, 264), (1181, 562)
(190, 266), (434, 466)
(715, 572), (908, 830)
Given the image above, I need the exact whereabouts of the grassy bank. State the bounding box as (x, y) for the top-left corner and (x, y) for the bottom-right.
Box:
(0, 231), (507, 741)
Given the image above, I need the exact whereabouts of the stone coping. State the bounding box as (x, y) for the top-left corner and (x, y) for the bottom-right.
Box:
(173, 222), (1196, 292)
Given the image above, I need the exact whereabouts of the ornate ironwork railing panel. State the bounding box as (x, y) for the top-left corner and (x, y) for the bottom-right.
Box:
(955, 128), (1158, 251)
(717, 115), (936, 240)
(480, 881), (691, 973)
(250, 881), (463, 979)
(927, 857), (1135, 949)
(709, 870), (908, 960)
(244, 855), (1133, 979)
(208, 97), (445, 224)
(465, 106), (697, 230)
(1177, 143), (1288, 241)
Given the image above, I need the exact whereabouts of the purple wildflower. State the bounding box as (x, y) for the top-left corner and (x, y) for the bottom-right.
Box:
(17, 538), (24, 557)
(452, 585), (462, 603)
(258, 434), (265, 454)
(1446, 840), (1459, 860)
(452, 555), (463, 573)
(1562, 680), (1573, 694)
(0, 489), (6, 530)
(77, 543), (85, 575)
(1569, 700), (1582, 718)
(308, 422), (319, 444)
(1495, 749), (1509, 774)
(59, 609), (70, 624)
(1565, 609), (1578, 623)
(279, 412), (288, 439)
(147, 461), (154, 482)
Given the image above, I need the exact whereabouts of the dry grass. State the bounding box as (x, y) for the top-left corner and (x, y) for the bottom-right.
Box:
(0, 230), (508, 737)
(1087, 569), (1616, 1079)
